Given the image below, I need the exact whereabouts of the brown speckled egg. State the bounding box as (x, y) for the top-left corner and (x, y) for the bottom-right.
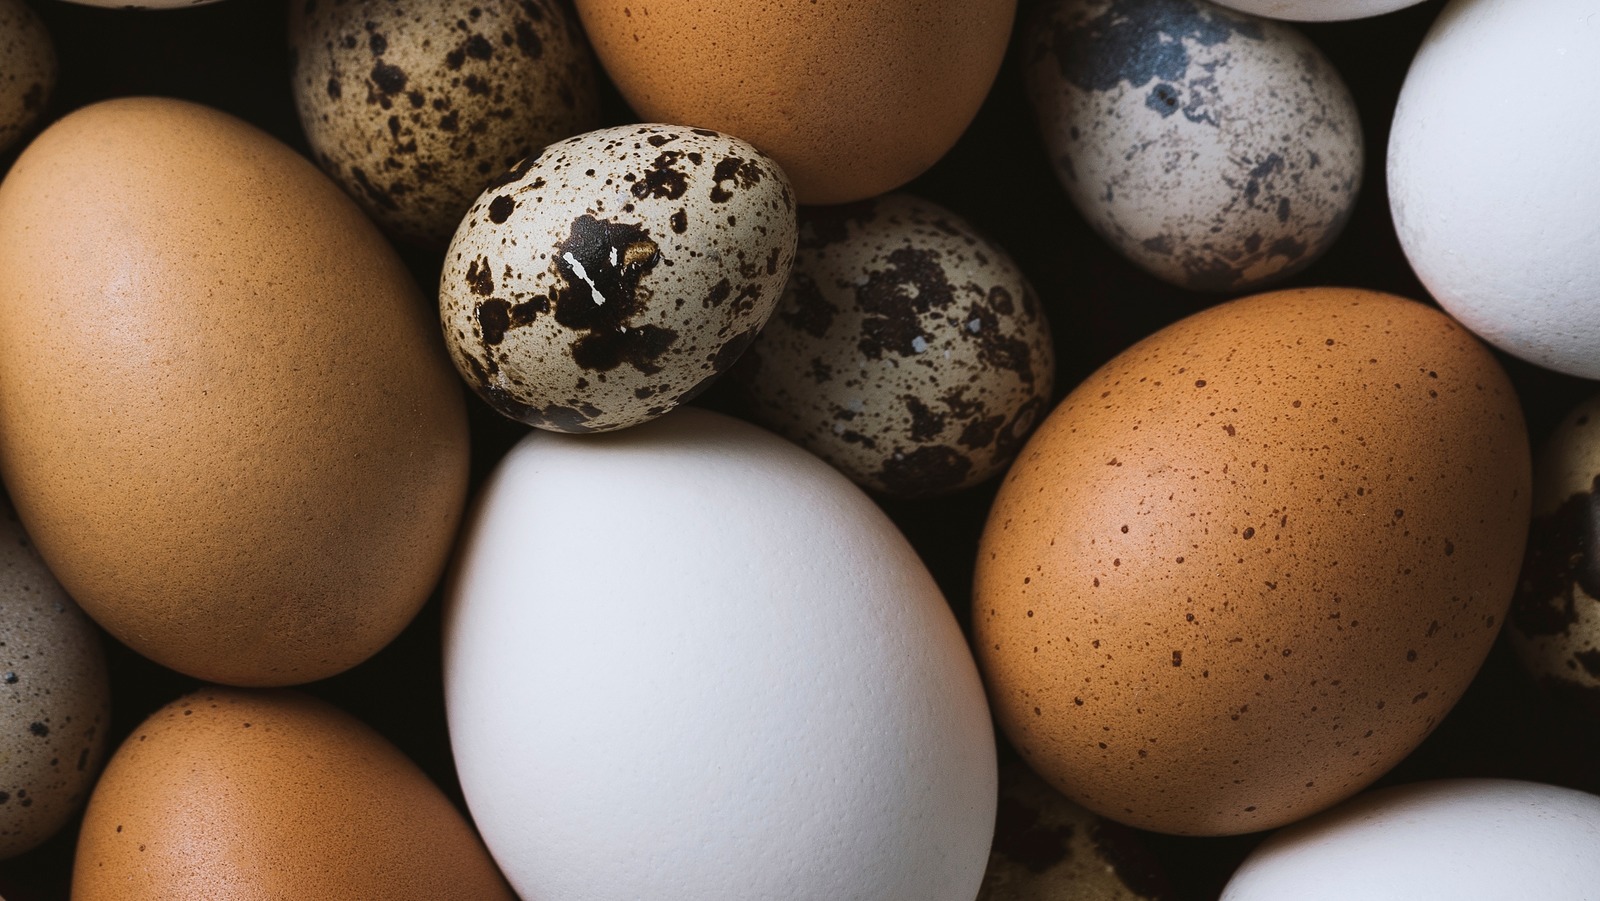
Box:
(72, 689), (515, 900)
(573, 0), (1014, 205)
(0, 0), (53, 156)
(0, 504), (109, 860)
(440, 123), (797, 432)
(1024, 0), (1362, 291)
(1508, 393), (1600, 707)
(974, 288), (1530, 836)
(290, 0), (599, 247)
(732, 194), (1055, 498)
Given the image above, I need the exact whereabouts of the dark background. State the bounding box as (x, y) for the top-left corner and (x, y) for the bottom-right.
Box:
(1, 0), (1594, 898)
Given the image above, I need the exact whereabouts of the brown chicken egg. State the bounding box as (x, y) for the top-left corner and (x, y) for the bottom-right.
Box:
(572, 0), (1015, 204)
(72, 689), (514, 900)
(974, 288), (1530, 836)
(0, 97), (470, 687)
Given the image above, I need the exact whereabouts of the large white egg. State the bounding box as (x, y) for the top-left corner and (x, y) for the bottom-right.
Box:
(443, 407), (997, 901)
(1222, 779), (1600, 900)
(1389, 0), (1600, 378)
(1209, 0), (1426, 20)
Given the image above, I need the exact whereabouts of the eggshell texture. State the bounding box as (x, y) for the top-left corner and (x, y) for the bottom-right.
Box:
(440, 124), (796, 432)
(0, 98), (470, 686)
(1209, 0), (1426, 20)
(1508, 393), (1600, 705)
(72, 689), (514, 900)
(1025, 0), (1362, 292)
(289, 0), (600, 247)
(443, 407), (997, 900)
(572, 0), (1014, 205)
(0, 506), (109, 859)
(974, 288), (1531, 835)
(0, 0), (54, 155)
(1221, 779), (1600, 900)
(1389, 0), (1600, 378)
(733, 194), (1055, 498)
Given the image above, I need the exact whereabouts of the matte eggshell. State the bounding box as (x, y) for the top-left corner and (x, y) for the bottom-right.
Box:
(1209, 0), (1427, 20)
(0, 98), (470, 686)
(0, 0), (53, 155)
(1389, 0), (1600, 378)
(1221, 780), (1600, 900)
(573, 0), (1015, 205)
(72, 689), (515, 901)
(974, 288), (1530, 835)
(443, 407), (997, 901)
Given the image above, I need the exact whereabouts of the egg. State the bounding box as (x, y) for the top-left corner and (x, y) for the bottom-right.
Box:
(1209, 0), (1428, 19)
(1024, 0), (1363, 292)
(1389, 0), (1600, 379)
(0, 504), (109, 859)
(289, 0), (600, 247)
(732, 193), (1056, 498)
(1221, 779), (1600, 899)
(443, 407), (997, 900)
(573, 0), (1014, 205)
(1508, 393), (1600, 706)
(440, 123), (797, 432)
(72, 688), (514, 899)
(0, 0), (54, 156)
(0, 98), (470, 686)
(974, 287), (1531, 835)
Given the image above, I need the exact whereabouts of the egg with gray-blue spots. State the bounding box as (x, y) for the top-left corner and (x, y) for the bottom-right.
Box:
(0, 503), (109, 859)
(440, 124), (797, 433)
(1024, 0), (1362, 292)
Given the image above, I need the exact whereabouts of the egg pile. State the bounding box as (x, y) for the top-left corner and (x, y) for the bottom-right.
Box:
(0, 1), (1596, 900)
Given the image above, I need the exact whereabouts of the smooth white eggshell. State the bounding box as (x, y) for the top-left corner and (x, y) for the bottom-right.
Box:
(1389, 0), (1600, 378)
(443, 407), (997, 901)
(1209, 0), (1426, 20)
(1222, 779), (1600, 900)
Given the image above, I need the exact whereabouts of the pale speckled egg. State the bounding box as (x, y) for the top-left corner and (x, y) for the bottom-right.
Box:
(290, 0), (599, 247)
(440, 123), (797, 433)
(732, 194), (1055, 499)
(0, 505), (109, 859)
(1210, 0), (1427, 20)
(1024, 0), (1363, 292)
(974, 288), (1530, 836)
(1508, 393), (1600, 706)
(0, 0), (53, 156)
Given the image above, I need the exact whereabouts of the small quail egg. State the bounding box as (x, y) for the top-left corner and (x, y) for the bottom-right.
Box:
(0, 0), (54, 156)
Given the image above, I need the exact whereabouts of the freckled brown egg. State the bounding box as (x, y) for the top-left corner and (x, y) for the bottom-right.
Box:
(573, 0), (1015, 205)
(974, 288), (1530, 836)
(732, 194), (1054, 498)
(290, 0), (599, 247)
(440, 124), (797, 433)
(0, 0), (54, 156)
(0, 504), (109, 859)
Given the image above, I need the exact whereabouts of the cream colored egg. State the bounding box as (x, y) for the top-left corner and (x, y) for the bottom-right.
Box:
(0, 0), (54, 155)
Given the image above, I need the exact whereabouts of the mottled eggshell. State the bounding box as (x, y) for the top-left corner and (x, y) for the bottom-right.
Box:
(440, 124), (797, 432)
(1209, 0), (1427, 20)
(1221, 779), (1600, 900)
(1508, 393), (1600, 705)
(0, 0), (54, 155)
(573, 0), (1014, 205)
(72, 689), (515, 900)
(290, 0), (600, 246)
(732, 194), (1055, 499)
(1389, 0), (1600, 379)
(0, 98), (470, 686)
(0, 506), (109, 859)
(1025, 0), (1363, 292)
(974, 288), (1531, 835)
(443, 407), (997, 900)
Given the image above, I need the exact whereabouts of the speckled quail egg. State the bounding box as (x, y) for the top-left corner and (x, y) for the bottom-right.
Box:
(290, 0), (599, 246)
(0, 0), (54, 156)
(1024, 0), (1363, 292)
(0, 503), (110, 859)
(730, 194), (1054, 498)
(440, 124), (797, 433)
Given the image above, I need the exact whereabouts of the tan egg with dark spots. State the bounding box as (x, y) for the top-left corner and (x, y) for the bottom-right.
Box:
(440, 123), (796, 433)
(72, 689), (515, 900)
(732, 194), (1054, 498)
(0, 0), (54, 155)
(290, 0), (599, 246)
(974, 288), (1530, 836)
